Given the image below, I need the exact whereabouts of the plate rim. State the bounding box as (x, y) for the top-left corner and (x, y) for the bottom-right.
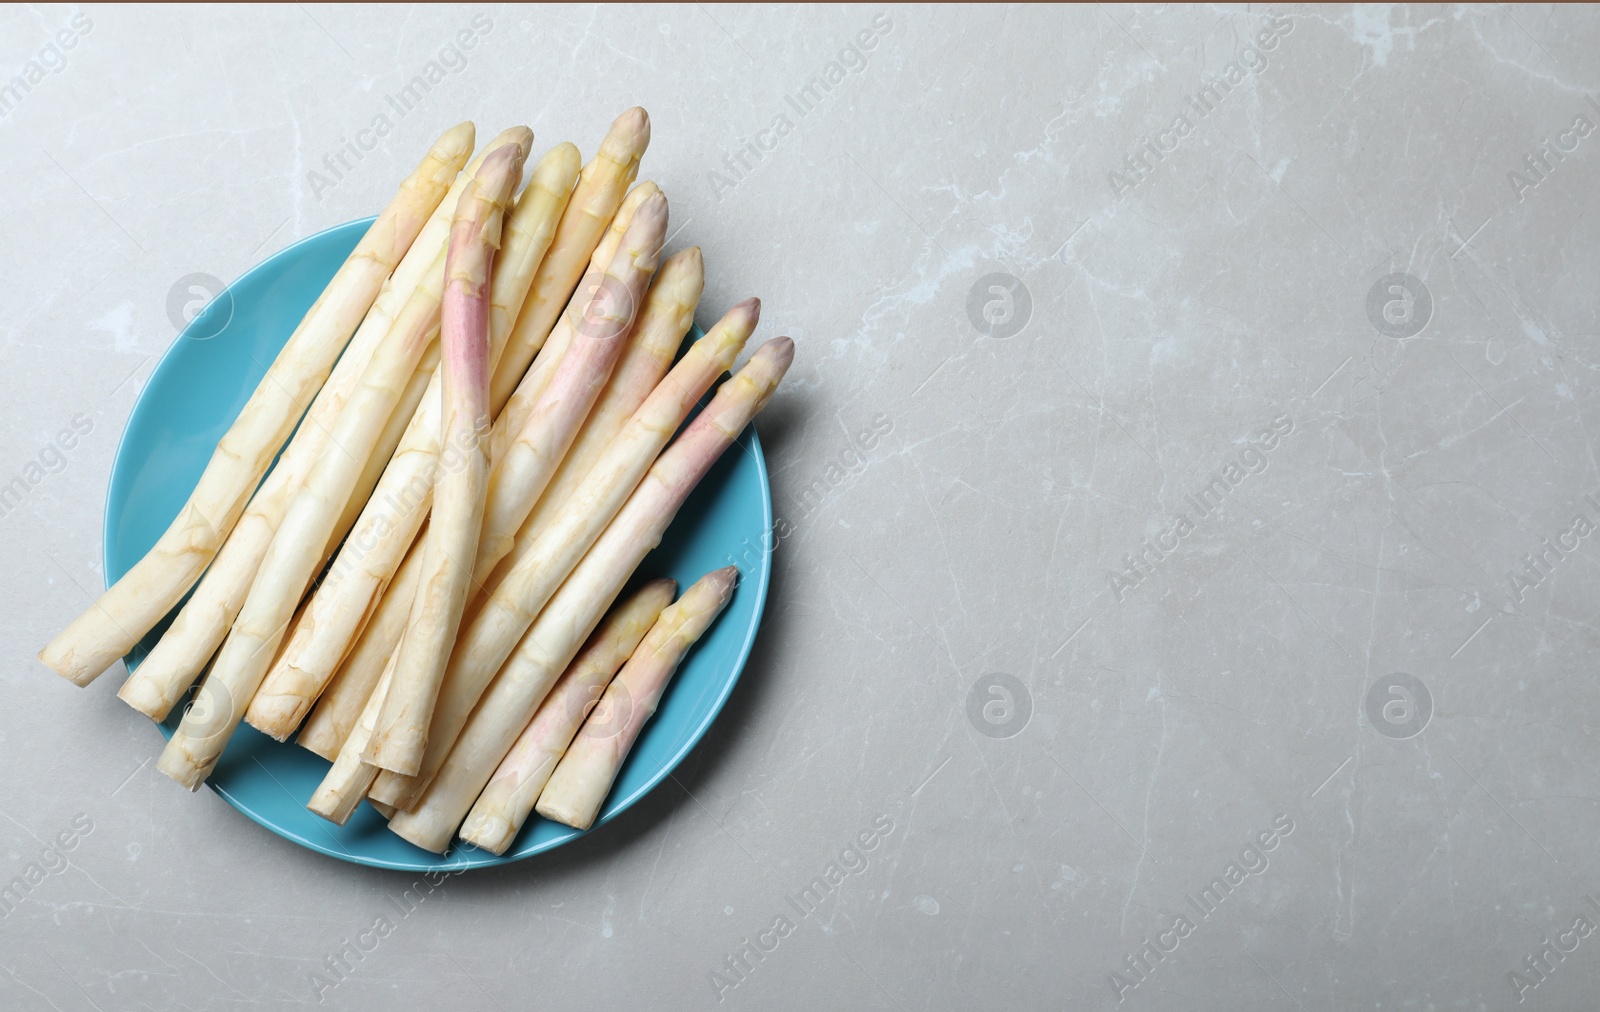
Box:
(103, 215), (772, 871)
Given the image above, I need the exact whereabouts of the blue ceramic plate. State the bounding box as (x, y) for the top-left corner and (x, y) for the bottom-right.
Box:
(105, 217), (771, 871)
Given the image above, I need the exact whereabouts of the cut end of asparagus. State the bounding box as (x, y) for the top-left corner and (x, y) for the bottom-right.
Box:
(363, 727), (426, 776)
(530, 794), (591, 831)
(306, 767), (375, 826)
(296, 728), (343, 762)
(366, 769), (414, 807)
(241, 692), (308, 742)
(386, 811), (454, 854)
(460, 812), (515, 854)
(155, 739), (213, 792)
(116, 671), (178, 722)
(37, 645), (86, 685)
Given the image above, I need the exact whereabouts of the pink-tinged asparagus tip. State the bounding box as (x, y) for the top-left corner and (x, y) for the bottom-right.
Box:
(667, 246), (702, 271)
(630, 190), (669, 238)
(750, 336), (795, 377)
(702, 566), (739, 598)
(728, 297), (760, 329)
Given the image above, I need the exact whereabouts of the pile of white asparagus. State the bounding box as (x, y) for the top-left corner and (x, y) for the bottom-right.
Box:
(40, 111), (792, 854)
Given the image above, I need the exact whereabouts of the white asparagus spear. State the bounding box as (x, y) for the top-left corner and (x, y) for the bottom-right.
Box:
(40, 122), (475, 687)
(296, 525), (426, 760)
(156, 142), (530, 791)
(473, 189), (669, 588)
(362, 154), (519, 775)
(457, 579), (676, 851)
(489, 180), (658, 466)
(327, 334), (440, 561)
(243, 143), (580, 741)
(370, 301), (759, 808)
(481, 246), (703, 600)
(387, 337), (793, 851)
(306, 655), (395, 826)
(490, 108), (650, 420)
(285, 181), (655, 757)
(532, 567), (737, 834)
(116, 129), (518, 720)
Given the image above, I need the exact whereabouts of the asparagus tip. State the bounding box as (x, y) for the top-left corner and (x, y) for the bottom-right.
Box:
(758, 335), (795, 371)
(642, 576), (678, 599)
(612, 106), (651, 149)
(633, 189), (669, 234)
(501, 125), (534, 152)
(706, 566), (740, 596)
(543, 140), (582, 173)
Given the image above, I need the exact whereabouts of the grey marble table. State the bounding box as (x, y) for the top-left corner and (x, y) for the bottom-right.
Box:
(2, 4), (1597, 1010)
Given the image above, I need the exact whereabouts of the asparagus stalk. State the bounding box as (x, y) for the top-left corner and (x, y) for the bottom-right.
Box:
(482, 246), (704, 600)
(532, 567), (737, 834)
(116, 129), (517, 720)
(273, 180), (654, 753)
(457, 579), (676, 851)
(326, 337), (441, 561)
(370, 302), (760, 809)
(490, 108), (650, 419)
(362, 154), (519, 776)
(306, 654), (395, 825)
(243, 143), (580, 741)
(361, 243), (694, 804)
(473, 190), (669, 587)
(40, 122), (476, 687)
(156, 142), (530, 791)
(387, 337), (792, 851)
(489, 180), (657, 466)
(295, 526), (426, 760)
